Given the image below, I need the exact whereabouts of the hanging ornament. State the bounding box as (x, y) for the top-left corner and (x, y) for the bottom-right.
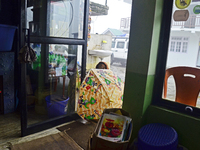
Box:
(88, 33), (91, 40)
(89, 7), (92, 15)
(88, 24), (91, 33)
(88, 16), (91, 24)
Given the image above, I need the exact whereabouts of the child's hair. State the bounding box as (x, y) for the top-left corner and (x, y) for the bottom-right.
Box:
(96, 62), (109, 69)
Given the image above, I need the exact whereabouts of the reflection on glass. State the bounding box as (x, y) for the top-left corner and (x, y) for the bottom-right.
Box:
(163, 1), (200, 108)
(27, 0), (84, 38)
(26, 43), (82, 125)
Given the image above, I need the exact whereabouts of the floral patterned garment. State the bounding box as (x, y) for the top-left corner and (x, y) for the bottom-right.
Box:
(77, 69), (124, 120)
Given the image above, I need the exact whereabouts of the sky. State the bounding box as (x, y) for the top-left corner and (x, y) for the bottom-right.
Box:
(90, 0), (132, 34)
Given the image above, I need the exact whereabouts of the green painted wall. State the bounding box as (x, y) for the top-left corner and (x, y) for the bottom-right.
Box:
(143, 75), (155, 114)
(123, 72), (148, 140)
(122, 0), (164, 142)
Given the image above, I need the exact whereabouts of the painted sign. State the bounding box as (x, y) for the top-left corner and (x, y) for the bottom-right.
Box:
(173, 10), (189, 21)
(175, 0), (191, 9)
(193, 5), (200, 14)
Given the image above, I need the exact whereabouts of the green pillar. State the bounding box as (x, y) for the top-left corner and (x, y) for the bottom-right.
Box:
(122, 0), (164, 141)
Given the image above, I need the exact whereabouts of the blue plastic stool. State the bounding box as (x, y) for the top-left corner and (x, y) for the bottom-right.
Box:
(138, 123), (178, 150)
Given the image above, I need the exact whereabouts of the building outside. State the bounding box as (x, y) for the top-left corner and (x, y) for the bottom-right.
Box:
(167, 2), (200, 68)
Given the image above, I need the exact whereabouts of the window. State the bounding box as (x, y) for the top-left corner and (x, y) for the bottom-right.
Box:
(182, 42), (188, 53)
(112, 41), (116, 48)
(169, 37), (189, 53)
(170, 41), (175, 52)
(117, 42), (125, 49)
(176, 42), (181, 52)
(153, 0), (200, 117)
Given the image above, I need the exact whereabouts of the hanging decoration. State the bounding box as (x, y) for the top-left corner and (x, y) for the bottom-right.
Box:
(87, 6), (92, 44)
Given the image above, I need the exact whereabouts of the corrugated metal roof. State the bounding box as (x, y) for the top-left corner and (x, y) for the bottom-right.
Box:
(104, 28), (124, 36)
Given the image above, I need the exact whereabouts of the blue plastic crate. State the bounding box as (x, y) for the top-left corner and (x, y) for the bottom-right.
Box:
(138, 123), (178, 150)
(0, 24), (17, 51)
(45, 95), (69, 118)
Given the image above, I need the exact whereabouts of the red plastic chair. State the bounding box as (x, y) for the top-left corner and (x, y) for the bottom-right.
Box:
(163, 66), (200, 106)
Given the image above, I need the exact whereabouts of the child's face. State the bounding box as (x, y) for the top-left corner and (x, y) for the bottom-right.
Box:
(99, 64), (106, 69)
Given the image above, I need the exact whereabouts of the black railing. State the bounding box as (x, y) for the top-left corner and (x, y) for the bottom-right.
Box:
(172, 15), (200, 28)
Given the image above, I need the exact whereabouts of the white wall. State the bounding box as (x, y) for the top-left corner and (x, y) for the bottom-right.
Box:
(166, 31), (199, 68)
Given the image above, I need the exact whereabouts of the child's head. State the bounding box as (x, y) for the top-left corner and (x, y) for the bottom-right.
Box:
(96, 62), (108, 69)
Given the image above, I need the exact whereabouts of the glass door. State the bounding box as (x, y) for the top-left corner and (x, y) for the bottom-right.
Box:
(20, 0), (89, 136)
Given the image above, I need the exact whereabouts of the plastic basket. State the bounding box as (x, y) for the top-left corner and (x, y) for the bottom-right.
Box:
(45, 95), (69, 118)
(138, 123), (178, 150)
(0, 24), (17, 51)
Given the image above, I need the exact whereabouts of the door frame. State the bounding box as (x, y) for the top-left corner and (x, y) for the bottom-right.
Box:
(19, 0), (89, 136)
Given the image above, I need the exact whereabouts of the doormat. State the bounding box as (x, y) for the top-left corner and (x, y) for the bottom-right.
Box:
(10, 131), (82, 150)
(57, 120), (97, 150)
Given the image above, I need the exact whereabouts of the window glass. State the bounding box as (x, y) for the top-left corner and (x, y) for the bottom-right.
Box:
(112, 41), (116, 48)
(27, 0), (84, 38)
(26, 43), (81, 125)
(117, 42), (125, 49)
(182, 42), (188, 53)
(163, 0), (200, 108)
(169, 37), (189, 53)
(170, 41), (175, 52)
(176, 42), (181, 52)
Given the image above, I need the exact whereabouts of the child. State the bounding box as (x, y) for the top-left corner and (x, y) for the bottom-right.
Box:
(95, 62), (109, 69)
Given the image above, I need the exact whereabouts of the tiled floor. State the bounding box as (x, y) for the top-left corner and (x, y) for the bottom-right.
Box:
(0, 112), (74, 150)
